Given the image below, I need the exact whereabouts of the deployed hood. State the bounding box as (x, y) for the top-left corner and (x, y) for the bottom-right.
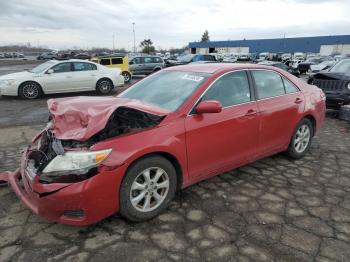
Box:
(48, 96), (169, 141)
(0, 71), (32, 80)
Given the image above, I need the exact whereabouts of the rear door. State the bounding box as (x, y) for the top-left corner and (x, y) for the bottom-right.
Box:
(129, 57), (143, 74)
(70, 62), (97, 91)
(250, 70), (304, 155)
(185, 70), (260, 179)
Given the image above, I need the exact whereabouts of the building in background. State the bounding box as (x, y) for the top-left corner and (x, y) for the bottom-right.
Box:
(189, 35), (350, 55)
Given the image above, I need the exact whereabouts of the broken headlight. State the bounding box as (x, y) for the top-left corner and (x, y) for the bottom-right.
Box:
(42, 149), (112, 175)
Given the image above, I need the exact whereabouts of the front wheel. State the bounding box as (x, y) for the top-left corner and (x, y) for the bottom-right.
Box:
(286, 118), (313, 159)
(19, 82), (42, 99)
(121, 71), (132, 83)
(119, 155), (177, 222)
(96, 79), (113, 95)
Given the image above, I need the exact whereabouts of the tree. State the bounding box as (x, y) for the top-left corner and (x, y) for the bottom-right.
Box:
(140, 39), (155, 54)
(201, 30), (210, 42)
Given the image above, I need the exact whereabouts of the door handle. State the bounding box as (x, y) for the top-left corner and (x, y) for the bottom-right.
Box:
(294, 97), (303, 104)
(245, 109), (257, 116)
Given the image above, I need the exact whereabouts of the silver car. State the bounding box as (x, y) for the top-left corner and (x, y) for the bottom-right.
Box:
(129, 56), (165, 75)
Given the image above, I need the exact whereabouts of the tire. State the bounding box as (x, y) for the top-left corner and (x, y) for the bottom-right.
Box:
(119, 155), (177, 222)
(121, 71), (132, 83)
(285, 118), (313, 159)
(19, 82), (42, 99)
(96, 78), (113, 95)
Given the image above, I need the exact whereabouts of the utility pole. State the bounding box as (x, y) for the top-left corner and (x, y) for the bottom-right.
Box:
(132, 22), (136, 53)
(112, 34), (115, 51)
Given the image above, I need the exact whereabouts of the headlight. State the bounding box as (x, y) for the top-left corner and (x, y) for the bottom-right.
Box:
(348, 82), (350, 90)
(0, 79), (15, 86)
(42, 149), (112, 174)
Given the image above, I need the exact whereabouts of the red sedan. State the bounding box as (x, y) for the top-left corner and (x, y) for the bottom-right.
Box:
(0, 63), (326, 225)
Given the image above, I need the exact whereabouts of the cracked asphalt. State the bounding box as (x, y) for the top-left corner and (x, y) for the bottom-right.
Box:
(1, 64), (350, 261)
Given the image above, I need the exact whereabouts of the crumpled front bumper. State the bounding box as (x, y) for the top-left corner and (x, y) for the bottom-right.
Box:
(0, 147), (125, 226)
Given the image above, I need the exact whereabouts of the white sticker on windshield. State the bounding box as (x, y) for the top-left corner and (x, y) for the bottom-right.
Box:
(181, 74), (204, 82)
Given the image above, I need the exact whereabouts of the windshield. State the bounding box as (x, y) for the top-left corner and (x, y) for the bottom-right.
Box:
(30, 61), (56, 73)
(179, 54), (195, 63)
(330, 60), (350, 73)
(119, 70), (210, 111)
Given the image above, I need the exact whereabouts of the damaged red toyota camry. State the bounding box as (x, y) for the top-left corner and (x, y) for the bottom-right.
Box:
(0, 63), (326, 225)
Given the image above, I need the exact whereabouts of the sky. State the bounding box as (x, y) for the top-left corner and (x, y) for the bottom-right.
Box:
(0, 0), (349, 50)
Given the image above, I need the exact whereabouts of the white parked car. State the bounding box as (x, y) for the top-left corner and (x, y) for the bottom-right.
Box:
(310, 60), (336, 73)
(293, 52), (306, 61)
(0, 59), (124, 99)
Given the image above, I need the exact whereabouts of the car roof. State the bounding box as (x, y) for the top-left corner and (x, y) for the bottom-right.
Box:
(164, 63), (281, 74)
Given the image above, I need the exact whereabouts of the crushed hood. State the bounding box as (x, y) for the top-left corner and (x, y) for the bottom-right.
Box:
(47, 96), (169, 141)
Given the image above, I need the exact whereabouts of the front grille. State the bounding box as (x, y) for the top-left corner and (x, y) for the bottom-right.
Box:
(312, 79), (347, 92)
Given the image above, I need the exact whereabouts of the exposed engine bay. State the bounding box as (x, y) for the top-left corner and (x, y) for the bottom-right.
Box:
(27, 107), (164, 183)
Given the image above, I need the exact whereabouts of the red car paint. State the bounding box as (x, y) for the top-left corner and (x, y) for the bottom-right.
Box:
(1, 63), (326, 225)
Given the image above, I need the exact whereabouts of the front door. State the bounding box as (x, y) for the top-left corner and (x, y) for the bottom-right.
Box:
(41, 62), (74, 93)
(185, 70), (260, 179)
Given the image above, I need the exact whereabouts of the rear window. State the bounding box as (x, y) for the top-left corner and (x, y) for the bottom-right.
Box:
(252, 70), (285, 99)
(144, 57), (153, 63)
(100, 59), (111, 65)
(153, 57), (163, 63)
(111, 58), (123, 64)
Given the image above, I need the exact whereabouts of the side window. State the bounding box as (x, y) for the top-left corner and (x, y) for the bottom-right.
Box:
(133, 57), (142, 64)
(111, 58), (123, 64)
(144, 57), (153, 63)
(100, 59), (111, 65)
(201, 71), (251, 107)
(51, 63), (72, 73)
(192, 55), (203, 62)
(252, 70), (285, 99)
(282, 77), (299, 94)
(204, 55), (215, 61)
(153, 57), (162, 63)
(73, 62), (96, 71)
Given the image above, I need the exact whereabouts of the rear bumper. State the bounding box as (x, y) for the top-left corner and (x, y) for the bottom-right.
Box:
(1, 148), (125, 226)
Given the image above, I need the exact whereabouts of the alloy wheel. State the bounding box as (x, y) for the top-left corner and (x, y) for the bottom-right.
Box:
(130, 167), (170, 212)
(98, 80), (111, 94)
(22, 83), (39, 99)
(293, 124), (311, 153)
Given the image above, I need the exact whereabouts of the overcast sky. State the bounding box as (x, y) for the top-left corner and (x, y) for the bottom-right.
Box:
(0, 0), (349, 50)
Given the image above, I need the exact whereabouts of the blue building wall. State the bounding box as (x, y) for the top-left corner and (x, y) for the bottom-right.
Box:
(188, 35), (350, 53)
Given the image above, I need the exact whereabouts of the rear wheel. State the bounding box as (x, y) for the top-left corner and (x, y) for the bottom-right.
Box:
(96, 79), (113, 95)
(19, 82), (42, 99)
(121, 71), (132, 83)
(286, 118), (313, 159)
(119, 155), (177, 222)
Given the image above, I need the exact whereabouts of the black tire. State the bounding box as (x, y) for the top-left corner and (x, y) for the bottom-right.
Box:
(19, 82), (42, 99)
(119, 155), (177, 222)
(96, 78), (113, 95)
(285, 118), (313, 159)
(121, 71), (132, 83)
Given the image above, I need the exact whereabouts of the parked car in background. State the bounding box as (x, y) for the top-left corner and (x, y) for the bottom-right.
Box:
(298, 56), (334, 74)
(258, 61), (300, 77)
(259, 52), (270, 60)
(1, 63), (325, 225)
(0, 53), (4, 59)
(334, 55), (345, 61)
(293, 52), (306, 61)
(310, 60), (336, 73)
(237, 53), (250, 61)
(281, 53), (292, 61)
(209, 53), (223, 61)
(308, 58), (350, 109)
(222, 53), (238, 62)
(166, 54), (216, 66)
(129, 56), (165, 75)
(37, 52), (56, 60)
(0, 59), (124, 99)
(91, 54), (132, 83)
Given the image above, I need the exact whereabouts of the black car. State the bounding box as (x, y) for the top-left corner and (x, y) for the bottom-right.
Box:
(165, 54), (216, 67)
(308, 59), (350, 109)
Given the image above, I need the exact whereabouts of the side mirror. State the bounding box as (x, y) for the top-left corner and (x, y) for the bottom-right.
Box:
(47, 69), (54, 74)
(196, 100), (222, 114)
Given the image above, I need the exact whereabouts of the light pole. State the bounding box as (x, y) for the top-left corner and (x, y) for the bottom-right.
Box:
(132, 22), (136, 53)
(112, 34), (115, 51)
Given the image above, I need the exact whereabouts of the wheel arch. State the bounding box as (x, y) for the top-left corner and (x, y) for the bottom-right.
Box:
(124, 151), (183, 190)
(18, 80), (44, 96)
(303, 114), (316, 137)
